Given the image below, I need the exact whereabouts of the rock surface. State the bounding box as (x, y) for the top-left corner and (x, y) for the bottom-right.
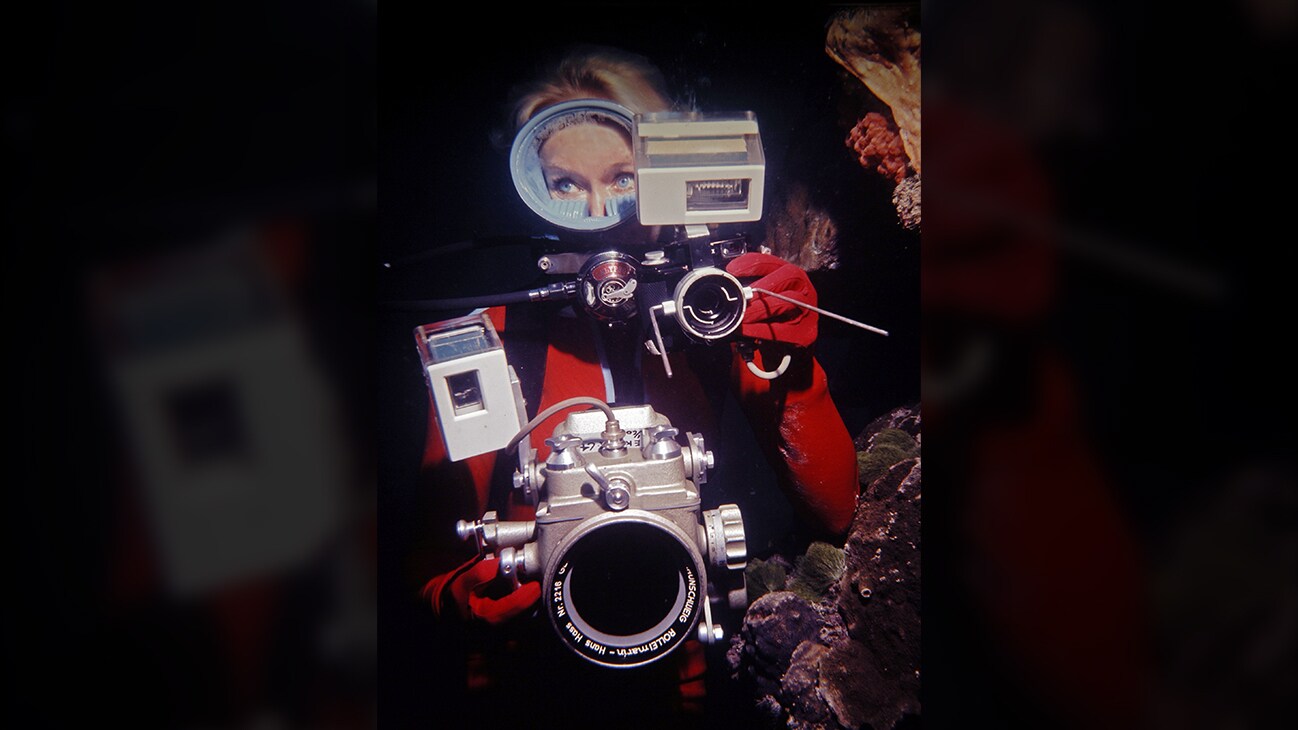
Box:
(729, 403), (921, 728)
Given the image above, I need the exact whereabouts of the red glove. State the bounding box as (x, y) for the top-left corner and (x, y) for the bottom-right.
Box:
(424, 556), (541, 625)
(733, 347), (859, 538)
(726, 256), (856, 538)
(726, 252), (818, 347)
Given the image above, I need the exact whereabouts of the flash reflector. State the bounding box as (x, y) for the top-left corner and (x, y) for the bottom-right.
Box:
(633, 111), (765, 225)
(416, 312), (526, 462)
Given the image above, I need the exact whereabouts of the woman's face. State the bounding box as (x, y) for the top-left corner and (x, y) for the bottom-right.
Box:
(538, 122), (636, 218)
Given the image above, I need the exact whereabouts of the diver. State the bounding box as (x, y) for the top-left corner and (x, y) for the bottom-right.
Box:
(411, 44), (861, 726)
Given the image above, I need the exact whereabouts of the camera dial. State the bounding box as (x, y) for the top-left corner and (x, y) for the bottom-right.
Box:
(577, 251), (640, 323)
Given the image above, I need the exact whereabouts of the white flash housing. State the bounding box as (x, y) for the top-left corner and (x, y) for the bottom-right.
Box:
(632, 111), (765, 226)
(416, 312), (527, 462)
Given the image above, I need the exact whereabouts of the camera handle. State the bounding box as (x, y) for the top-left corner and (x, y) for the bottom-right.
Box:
(735, 340), (792, 380)
(645, 302), (676, 378)
(699, 591), (723, 644)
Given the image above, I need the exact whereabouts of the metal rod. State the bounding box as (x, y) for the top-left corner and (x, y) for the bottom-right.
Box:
(750, 287), (890, 337)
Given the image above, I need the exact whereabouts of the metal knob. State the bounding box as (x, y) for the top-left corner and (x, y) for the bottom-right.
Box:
(545, 435), (585, 470)
(684, 432), (713, 485)
(703, 504), (747, 571)
(643, 426), (682, 460)
(641, 249), (668, 266)
(455, 519), (477, 541)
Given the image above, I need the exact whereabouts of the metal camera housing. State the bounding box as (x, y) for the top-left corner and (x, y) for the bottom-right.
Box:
(458, 404), (747, 668)
(538, 234), (752, 371)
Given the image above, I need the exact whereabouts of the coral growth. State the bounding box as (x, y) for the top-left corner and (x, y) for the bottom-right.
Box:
(826, 5), (922, 174)
(857, 427), (920, 486)
(847, 112), (910, 185)
(892, 173), (921, 231)
(788, 542), (848, 604)
(828, 4), (922, 230)
(745, 555), (790, 605)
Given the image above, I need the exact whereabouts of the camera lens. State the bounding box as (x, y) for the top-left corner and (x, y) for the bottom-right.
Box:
(567, 523), (683, 635)
(673, 268), (746, 341)
(546, 516), (704, 668)
(688, 286), (724, 314)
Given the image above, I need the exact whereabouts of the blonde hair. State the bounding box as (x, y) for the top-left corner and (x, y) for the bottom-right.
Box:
(507, 45), (675, 134)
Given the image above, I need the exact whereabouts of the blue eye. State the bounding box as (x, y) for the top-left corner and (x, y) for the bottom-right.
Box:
(547, 176), (589, 198)
(613, 173), (635, 191)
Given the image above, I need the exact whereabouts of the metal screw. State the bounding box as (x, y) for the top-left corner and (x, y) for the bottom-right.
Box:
(604, 481), (631, 511)
(698, 623), (724, 643)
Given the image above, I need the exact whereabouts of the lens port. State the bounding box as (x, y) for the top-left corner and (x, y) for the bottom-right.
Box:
(673, 268), (747, 341)
(546, 515), (703, 668)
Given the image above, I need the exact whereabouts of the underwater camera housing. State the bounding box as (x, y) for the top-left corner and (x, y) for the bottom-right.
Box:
(556, 233), (751, 356)
(510, 101), (766, 368)
(417, 312), (747, 668)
